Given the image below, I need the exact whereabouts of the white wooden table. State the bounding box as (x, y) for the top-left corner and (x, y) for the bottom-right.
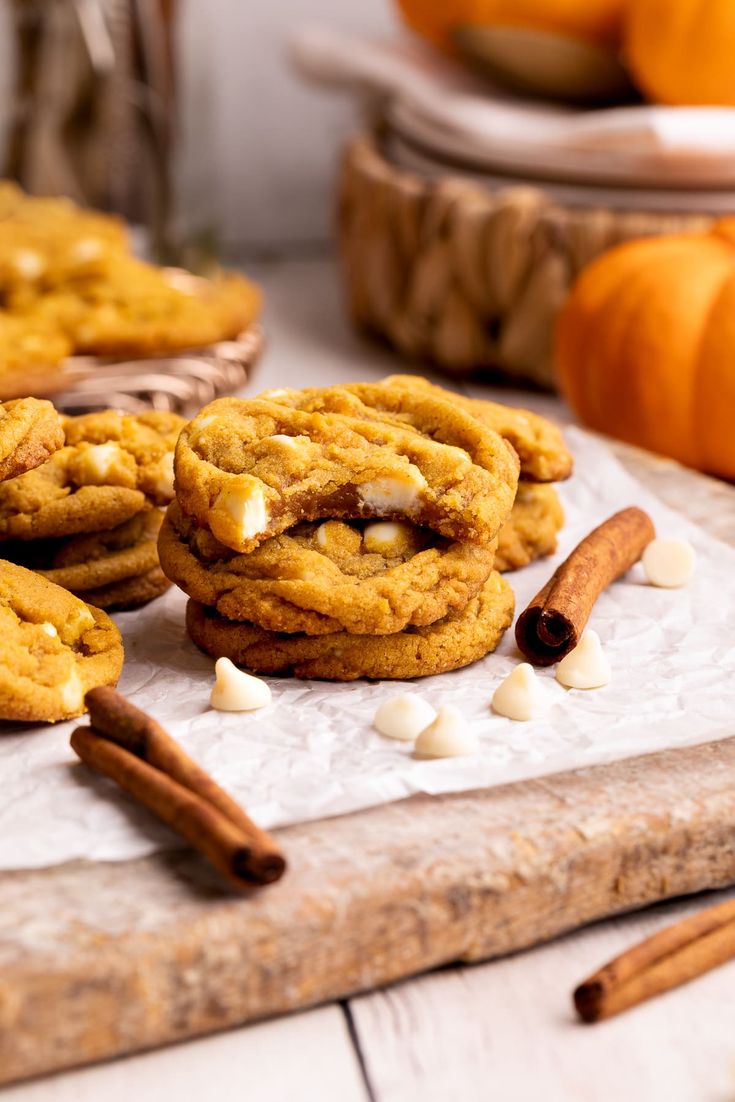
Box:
(7, 257), (735, 1102)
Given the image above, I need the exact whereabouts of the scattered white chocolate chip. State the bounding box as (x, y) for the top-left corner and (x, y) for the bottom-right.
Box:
(261, 388), (290, 400)
(78, 442), (124, 482)
(39, 622), (58, 638)
(642, 537), (695, 589)
(492, 663), (550, 721)
(11, 248), (45, 280)
(414, 705), (479, 758)
(315, 522), (331, 549)
(268, 434), (298, 449)
(556, 630), (611, 690)
(373, 694), (436, 741)
(362, 520), (412, 555)
(214, 482), (268, 543)
(359, 468), (427, 513)
(210, 657), (272, 711)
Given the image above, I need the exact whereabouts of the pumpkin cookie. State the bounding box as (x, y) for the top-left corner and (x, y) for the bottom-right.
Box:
(0, 398), (64, 482)
(175, 385), (519, 554)
(0, 560), (124, 722)
(0, 313), (72, 398)
(159, 502), (497, 635)
(495, 484), (565, 573)
(381, 376), (573, 483)
(34, 509), (170, 609)
(185, 571), (515, 682)
(0, 410), (183, 542)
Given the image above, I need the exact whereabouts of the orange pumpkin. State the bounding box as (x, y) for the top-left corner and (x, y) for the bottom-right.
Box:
(396, 0), (626, 52)
(555, 221), (735, 479)
(626, 0), (735, 106)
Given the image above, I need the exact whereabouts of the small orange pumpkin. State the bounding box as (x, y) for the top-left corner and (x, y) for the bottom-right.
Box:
(396, 0), (626, 52)
(626, 0), (735, 106)
(555, 220), (735, 479)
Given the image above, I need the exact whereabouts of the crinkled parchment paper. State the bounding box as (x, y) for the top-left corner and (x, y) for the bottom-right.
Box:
(2, 428), (734, 871)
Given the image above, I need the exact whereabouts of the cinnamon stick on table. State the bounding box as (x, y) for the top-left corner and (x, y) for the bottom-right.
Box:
(516, 507), (655, 666)
(574, 898), (735, 1023)
(71, 687), (286, 889)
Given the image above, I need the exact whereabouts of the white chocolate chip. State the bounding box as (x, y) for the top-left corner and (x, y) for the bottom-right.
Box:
(556, 630), (611, 690)
(362, 521), (412, 555)
(214, 482), (268, 543)
(77, 442), (123, 483)
(210, 657), (272, 711)
(59, 668), (83, 713)
(373, 694), (436, 741)
(39, 622), (58, 637)
(11, 249), (45, 280)
(261, 388), (290, 399)
(414, 706), (479, 758)
(642, 538), (695, 589)
(268, 434), (298, 449)
(70, 237), (104, 263)
(315, 523), (329, 549)
(150, 452), (175, 499)
(359, 469), (427, 514)
(492, 663), (550, 721)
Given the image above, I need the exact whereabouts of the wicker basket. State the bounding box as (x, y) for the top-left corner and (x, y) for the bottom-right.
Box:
(337, 134), (715, 389)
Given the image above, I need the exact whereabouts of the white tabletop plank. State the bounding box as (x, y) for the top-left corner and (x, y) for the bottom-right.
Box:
(3, 1005), (368, 1102)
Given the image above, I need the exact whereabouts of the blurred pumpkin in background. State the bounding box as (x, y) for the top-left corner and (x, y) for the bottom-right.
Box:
(396, 0), (627, 51)
(626, 0), (735, 106)
(555, 222), (735, 480)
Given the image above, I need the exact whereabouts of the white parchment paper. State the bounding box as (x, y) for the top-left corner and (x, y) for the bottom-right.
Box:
(2, 428), (734, 871)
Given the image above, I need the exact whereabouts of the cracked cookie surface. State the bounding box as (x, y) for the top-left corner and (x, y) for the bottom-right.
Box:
(175, 384), (519, 554)
(185, 571), (515, 682)
(0, 560), (124, 722)
(0, 397), (64, 482)
(160, 502), (497, 635)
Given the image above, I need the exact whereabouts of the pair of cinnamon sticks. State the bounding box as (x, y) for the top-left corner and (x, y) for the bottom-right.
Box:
(72, 687), (286, 890)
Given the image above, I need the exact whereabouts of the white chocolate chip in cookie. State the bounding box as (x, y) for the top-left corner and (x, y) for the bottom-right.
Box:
(39, 622), (58, 638)
(374, 694), (436, 741)
(12, 248), (45, 280)
(59, 668), (84, 713)
(642, 538), (695, 588)
(414, 706), (479, 758)
(210, 657), (272, 711)
(214, 481), (268, 545)
(492, 663), (550, 722)
(149, 452), (175, 499)
(268, 434), (299, 449)
(556, 630), (611, 690)
(261, 388), (291, 400)
(359, 468), (427, 514)
(70, 237), (104, 263)
(362, 520), (414, 555)
(76, 442), (126, 484)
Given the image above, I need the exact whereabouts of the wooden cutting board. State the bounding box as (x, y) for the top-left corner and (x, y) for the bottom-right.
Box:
(2, 444), (734, 1087)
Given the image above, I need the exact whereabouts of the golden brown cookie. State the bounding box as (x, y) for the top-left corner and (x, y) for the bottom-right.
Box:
(0, 398), (64, 482)
(185, 571), (515, 681)
(495, 484), (565, 573)
(0, 560), (124, 722)
(382, 375), (573, 483)
(175, 385), (519, 554)
(31, 509), (170, 609)
(0, 410), (183, 542)
(0, 313), (72, 399)
(159, 502), (497, 635)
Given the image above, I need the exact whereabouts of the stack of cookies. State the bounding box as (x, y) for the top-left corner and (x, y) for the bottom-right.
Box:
(0, 404), (183, 611)
(159, 378), (572, 681)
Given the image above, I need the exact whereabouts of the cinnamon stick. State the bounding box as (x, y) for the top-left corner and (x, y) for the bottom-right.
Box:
(574, 898), (735, 1023)
(73, 688), (286, 888)
(515, 507), (655, 666)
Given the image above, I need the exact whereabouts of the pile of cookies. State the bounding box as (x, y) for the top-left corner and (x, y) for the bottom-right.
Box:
(0, 401), (183, 612)
(159, 378), (571, 680)
(0, 182), (261, 397)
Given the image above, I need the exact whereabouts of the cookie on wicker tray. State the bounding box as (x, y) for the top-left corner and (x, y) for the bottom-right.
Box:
(0, 398), (64, 482)
(159, 501), (497, 635)
(185, 571), (515, 682)
(175, 384), (520, 554)
(0, 410), (183, 542)
(0, 560), (123, 722)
